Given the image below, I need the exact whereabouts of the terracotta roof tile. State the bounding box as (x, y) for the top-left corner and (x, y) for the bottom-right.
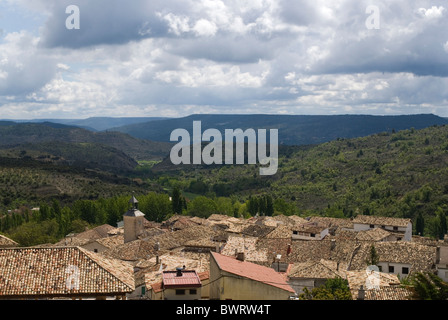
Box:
(0, 247), (134, 298)
(162, 270), (202, 288)
(211, 252), (295, 293)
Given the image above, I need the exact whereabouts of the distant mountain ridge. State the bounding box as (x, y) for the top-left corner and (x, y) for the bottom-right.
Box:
(1, 117), (169, 132)
(0, 122), (172, 172)
(109, 113), (448, 146)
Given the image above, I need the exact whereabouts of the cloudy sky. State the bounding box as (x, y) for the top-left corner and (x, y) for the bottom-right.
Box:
(0, 0), (447, 119)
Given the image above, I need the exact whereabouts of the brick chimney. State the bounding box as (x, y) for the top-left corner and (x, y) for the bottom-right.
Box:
(236, 252), (245, 261)
(357, 285), (365, 300)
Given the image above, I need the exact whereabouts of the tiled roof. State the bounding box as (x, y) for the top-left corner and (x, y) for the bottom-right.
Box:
(355, 228), (392, 241)
(162, 270), (202, 288)
(221, 235), (268, 262)
(95, 234), (124, 249)
(349, 241), (436, 273)
(363, 287), (413, 300)
(149, 225), (222, 251)
(346, 270), (410, 300)
(265, 225), (293, 239)
(291, 222), (328, 234)
(288, 259), (346, 279)
(0, 247), (134, 298)
(0, 234), (18, 248)
(102, 239), (159, 261)
(352, 215), (411, 227)
(211, 252), (295, 293)
(346, 270), (401, 289)
(54, 224), (120, 247)
(241, 224), (276, 238)
(142, 253), (209, 289)
(308, 216), (354, 229)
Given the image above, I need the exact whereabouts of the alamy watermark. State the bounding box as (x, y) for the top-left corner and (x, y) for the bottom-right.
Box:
(365, 265), (381, 290)
(65, 265), (80, 290)
(65, 4), (380, 31)
(170, 121), (278, 176)
(66, 5), (80, 30)
(365, 5), (381, 30)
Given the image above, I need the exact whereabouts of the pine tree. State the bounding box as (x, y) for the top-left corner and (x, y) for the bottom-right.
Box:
(172, 187), (183, 214)
(415, 212), (425, 236)
(266, 195), (274, 216)
(366, 244), (379, 266)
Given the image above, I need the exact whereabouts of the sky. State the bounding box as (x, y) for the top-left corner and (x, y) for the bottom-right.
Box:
(0, 0), (447, 119)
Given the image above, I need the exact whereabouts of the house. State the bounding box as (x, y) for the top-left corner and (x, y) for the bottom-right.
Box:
(291, 222), (329, 240)
(0, 246), (135, 300)
(287, 259), (347, 295)
(346, 270), (412, 300)
(352, 215), (412, 241)
(135, 252), (209, 300)
(161, 269), (202, 300)
(348, 241), (437, 278)
(209, 251), (296, 300)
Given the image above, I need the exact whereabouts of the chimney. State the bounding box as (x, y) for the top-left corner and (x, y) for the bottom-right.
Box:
(176, 267), (183, 277)
(236, 252), (245, 261)
(357, 285), (365, 300)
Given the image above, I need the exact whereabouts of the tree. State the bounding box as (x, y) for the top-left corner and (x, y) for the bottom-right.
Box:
(139, 192), (172, 222)
(172, 187), (183, 215)
(299, 278), (352, 300)
(72, 200), (97, 224)
(437, 207), (447, 239)
(366, 244), (379, 266)
(247, 196), (258, 216)
(265, 195), (274, 216)
(429, 207), (448, 240)
(415, 211), (425, 236)
(410, 272), (448, 300)
(187, 196), (218, 218)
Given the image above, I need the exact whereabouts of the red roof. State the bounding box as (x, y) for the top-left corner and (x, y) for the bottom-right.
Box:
(162, 270), (202, 288)
(211, 252), (295, 293)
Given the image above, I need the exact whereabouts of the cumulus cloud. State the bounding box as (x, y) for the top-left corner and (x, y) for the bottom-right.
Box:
(0, 0), (448, 119)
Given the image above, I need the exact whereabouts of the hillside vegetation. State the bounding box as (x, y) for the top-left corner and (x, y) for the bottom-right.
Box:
(152, 124), (448, 236)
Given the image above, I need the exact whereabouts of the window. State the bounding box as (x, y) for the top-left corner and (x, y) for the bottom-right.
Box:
(388, 266), (395, 273)
(393, 226), (398, 231)
(293, 231), (298, 235)
(369, 224), (374, 228)
(402, 267), (409, 275)
(190, 289), (197, 295)
(310, 233), (315, 238)
(141, 287), (146, 295)
(175, 289), (186, 295)
(93, 249), (98, 253)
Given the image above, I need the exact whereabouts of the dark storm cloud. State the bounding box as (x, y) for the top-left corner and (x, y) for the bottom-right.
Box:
(40, 0), (182, 48)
